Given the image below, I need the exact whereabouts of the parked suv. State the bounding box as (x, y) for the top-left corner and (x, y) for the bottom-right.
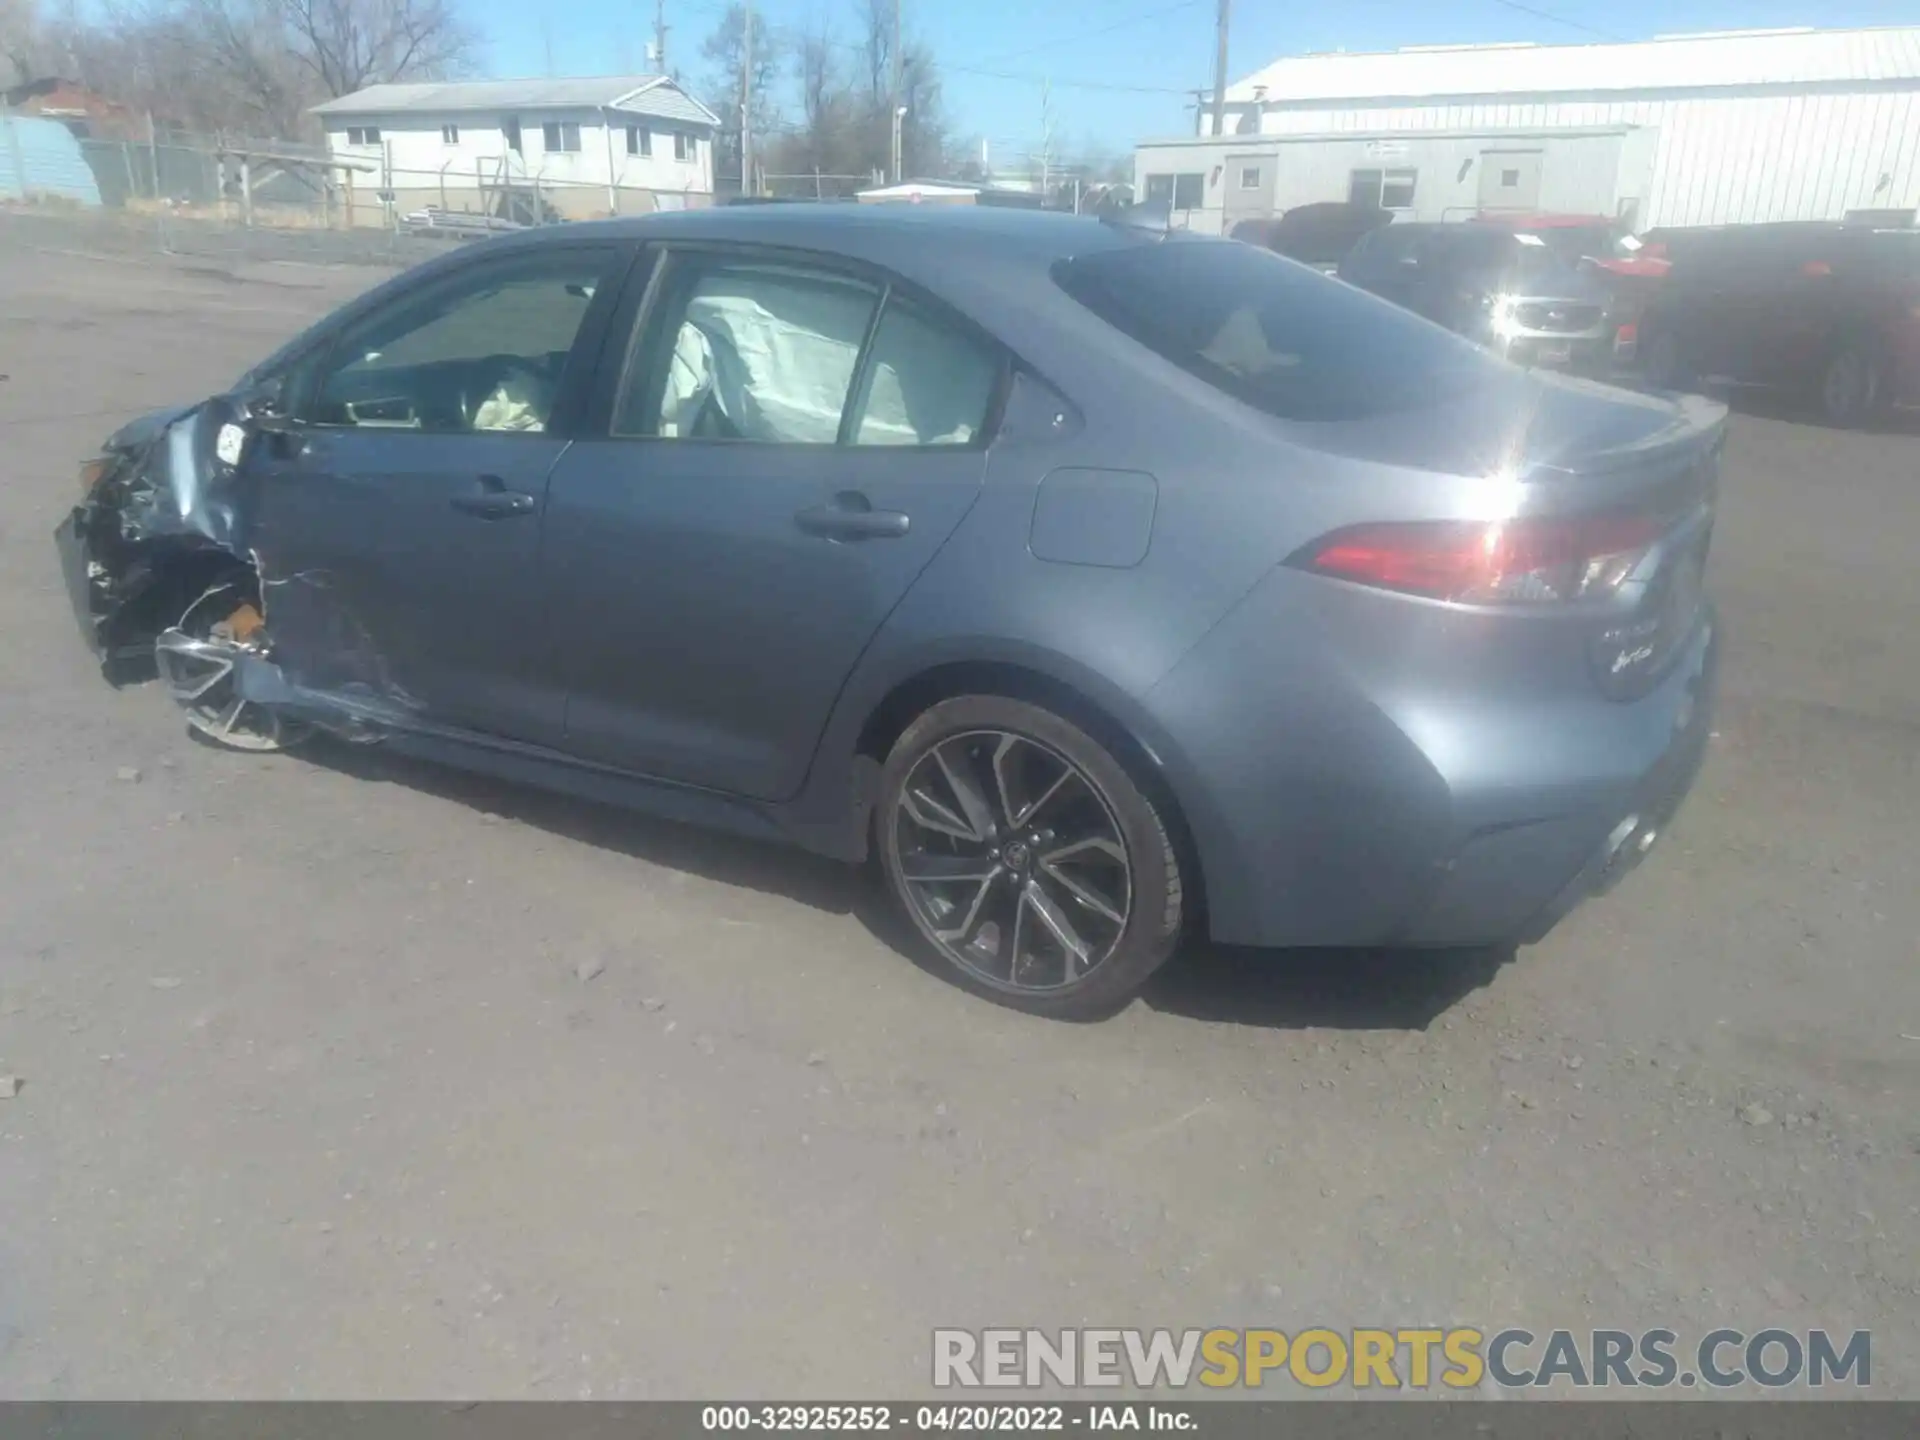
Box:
(1232, 201), (1394, 273)
(1339, 222), (1612, 370)
(1637, 223), (1920, 425)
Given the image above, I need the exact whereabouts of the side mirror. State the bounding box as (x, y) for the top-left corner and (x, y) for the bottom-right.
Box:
(238, 377), (298, 433)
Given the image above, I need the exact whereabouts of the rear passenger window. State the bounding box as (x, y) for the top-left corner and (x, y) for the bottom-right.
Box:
(849, 299), (1000, 447)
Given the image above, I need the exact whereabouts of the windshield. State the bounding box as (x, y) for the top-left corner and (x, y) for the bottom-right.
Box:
(1055, 240), (1501, 423)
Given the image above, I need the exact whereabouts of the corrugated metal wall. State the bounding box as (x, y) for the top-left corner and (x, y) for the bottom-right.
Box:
(0, 114), (105, 206)
(1255, 90), (1920, 228)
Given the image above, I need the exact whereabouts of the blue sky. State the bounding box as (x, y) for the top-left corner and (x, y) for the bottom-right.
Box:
(476, 0), (1912, 158)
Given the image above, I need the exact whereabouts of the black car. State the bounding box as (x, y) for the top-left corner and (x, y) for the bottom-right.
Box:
(1231, 202), (1392, 272)
(1339, 222), (1613, 370)
(1637, 223), (1920, 425)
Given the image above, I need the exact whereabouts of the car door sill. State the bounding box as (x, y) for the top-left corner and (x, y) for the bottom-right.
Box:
(229, 649), (863, 859)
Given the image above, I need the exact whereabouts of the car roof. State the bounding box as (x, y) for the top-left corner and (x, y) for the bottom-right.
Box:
(506, 202), (1149, 271)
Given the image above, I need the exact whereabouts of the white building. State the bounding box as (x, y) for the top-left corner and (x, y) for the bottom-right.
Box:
(1136, 25), (1920, 235)
(313, 75), (720, 221)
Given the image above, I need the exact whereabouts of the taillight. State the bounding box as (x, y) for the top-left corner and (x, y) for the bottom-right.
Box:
(1297, 512), (1665, 604)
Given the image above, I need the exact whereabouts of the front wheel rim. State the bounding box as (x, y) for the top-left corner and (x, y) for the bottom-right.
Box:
(889, 729), (1133, 994)
(155, 585), (296, 752)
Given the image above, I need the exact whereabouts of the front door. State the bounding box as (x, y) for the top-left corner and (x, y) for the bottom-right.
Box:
(542, 246), (1003, 801)
(249, 241), (631, 744)
(1479, 149), (1544, 214)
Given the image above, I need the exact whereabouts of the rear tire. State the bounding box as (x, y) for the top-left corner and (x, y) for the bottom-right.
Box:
(877, 695), (1183, 1019)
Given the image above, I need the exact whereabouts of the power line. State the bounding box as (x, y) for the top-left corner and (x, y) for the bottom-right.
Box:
(1484, 0), (1624, 42)
(953, 0), (1205, 71)
(668, 0), (1197, 96)
(945, 65), (1194, 95)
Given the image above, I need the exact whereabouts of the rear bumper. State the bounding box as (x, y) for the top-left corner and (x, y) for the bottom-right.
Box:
(1143, 566), (1722, 953)
(1439, 613), (1718, 947)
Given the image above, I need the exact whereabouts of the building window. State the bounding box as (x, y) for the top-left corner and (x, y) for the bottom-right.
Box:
(673, 131), (693, 161)
(345, 126), (381, 146)
(1143, 174), (1174, 206)
(1239, 165), (1261, 190)
(1501, 168), (1520, 187)
(543, 121), (582, 153)
(1172, 172), (1204, 210)
(1349, 167), (1417, 209)
(442, 123), (460, 144)
(627, 124), (651, 157)
(504, 118), (522, 154)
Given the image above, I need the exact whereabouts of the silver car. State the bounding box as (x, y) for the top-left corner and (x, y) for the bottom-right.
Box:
(57, 207), (1722, 1018)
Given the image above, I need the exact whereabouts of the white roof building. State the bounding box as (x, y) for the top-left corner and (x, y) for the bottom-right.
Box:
(1142, 26), (1920, 234)
(313, 75), (721, 221)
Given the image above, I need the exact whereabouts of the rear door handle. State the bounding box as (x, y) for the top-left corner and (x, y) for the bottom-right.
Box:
(796, 492), (910, 541)
(451, 476), (537, 519)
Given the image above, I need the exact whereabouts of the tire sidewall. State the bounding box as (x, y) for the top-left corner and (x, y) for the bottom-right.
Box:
(877, 694), (1182, 1018)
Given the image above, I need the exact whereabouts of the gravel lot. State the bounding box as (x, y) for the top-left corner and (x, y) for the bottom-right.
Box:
(0, 229), (1915, 1400)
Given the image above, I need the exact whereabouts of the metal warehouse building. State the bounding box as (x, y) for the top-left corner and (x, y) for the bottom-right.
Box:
(1135, 25), (1920, 235)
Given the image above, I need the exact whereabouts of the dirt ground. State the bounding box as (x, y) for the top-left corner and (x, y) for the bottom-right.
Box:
(0, 230), (1915, 1400)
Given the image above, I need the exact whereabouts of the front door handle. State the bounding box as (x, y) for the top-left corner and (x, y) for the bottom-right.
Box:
(796, 491), (910, 541)
(451, 476), (537, 520)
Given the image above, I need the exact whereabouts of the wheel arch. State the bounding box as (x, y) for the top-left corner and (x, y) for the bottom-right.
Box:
(850, 656), (1213, 930)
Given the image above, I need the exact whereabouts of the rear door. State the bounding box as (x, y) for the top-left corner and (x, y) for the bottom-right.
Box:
(540, 245), (1004, 800)
(250, 241), (632, 744)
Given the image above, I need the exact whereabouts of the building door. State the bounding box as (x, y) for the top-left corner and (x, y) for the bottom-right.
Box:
(1478, 150), (1543, 214)
(1223, 153), (1276, 231)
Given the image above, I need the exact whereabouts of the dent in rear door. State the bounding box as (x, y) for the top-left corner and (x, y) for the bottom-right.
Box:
(542, 251), (1001, 800)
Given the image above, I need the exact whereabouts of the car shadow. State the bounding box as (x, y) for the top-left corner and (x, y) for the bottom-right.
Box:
(298, 738), (1507, 1032)
(1140, 941), (1511, 1031)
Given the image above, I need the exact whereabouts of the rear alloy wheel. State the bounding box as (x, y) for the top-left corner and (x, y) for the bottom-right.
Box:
(1819, 346), (1881, 428)
(879, 696), (1183, 1018)
(154, 580), (307, 753)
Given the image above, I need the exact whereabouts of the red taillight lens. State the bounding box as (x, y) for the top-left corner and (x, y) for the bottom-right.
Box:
(1299, 513), (1665, 604)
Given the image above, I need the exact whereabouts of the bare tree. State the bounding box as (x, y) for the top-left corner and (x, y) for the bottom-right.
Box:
(699, 3), (784, 188)
(274, 0), (475, 100)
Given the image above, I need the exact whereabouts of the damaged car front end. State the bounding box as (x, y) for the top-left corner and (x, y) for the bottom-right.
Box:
(55, 391), (305, 750)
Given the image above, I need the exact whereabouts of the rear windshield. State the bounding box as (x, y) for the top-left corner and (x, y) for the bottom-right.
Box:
(1054, 239), (1499, 422)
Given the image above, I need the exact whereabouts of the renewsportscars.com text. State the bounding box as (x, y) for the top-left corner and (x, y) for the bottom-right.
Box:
(932, 1327), (1871, 1391)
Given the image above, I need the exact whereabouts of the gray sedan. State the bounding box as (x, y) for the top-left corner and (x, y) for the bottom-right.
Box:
(54, 205), (1723, 1018)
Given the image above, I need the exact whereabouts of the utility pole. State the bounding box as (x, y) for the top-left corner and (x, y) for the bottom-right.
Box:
(652, 0), (669, 71)
(1040, 79), (1054, 202)
(890, 0), (904, 182)
(1210, 0), (1231, 138)
(741, 0), (754, 195)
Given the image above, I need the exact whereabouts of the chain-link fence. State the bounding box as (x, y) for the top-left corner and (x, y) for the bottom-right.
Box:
(3, 121), (716, 269)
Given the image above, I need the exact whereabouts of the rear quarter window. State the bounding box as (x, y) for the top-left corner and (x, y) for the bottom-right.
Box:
(1056, 239), (1499, 423)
